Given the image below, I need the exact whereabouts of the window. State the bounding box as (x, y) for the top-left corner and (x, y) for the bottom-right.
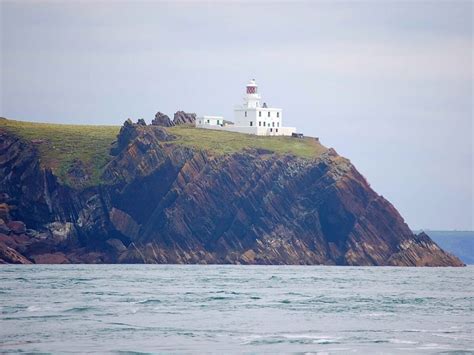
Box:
(245, 111), (247, 117)
(199, 120), (201, 124)
(272, 122), (275, 127)
(276, 129), (278, 133)
(277, 112), (280, 118)
(207, 119), (210, 123)
(259, 111), (262, 117)
(268, 112), (271, 117)
(250, 121), (253, 126)
(270, 128), (273, 132)
(277, 122), (280, 127)
(217, 120), (220, 125)
(263, 122), (266, 127)
(259, 121), (261, 126)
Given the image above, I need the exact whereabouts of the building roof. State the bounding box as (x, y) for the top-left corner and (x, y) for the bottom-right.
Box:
(247, 79), (257, 87)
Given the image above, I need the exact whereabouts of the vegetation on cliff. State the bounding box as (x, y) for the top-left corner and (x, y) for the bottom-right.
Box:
(168, 126), (326, 158)
(0, 118), (119, 185)
(0, 118), (326, 186)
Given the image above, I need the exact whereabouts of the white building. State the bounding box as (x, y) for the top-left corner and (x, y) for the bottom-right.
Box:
(195, 79), (296, 136)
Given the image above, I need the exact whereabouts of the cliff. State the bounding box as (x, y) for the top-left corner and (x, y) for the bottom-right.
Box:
(0, 117), (463, 266)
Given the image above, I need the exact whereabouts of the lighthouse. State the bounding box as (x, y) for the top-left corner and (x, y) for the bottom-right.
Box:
(233, 79), (288, 136)
(243, 79), (261, 108)
(196, 79), (296, 136)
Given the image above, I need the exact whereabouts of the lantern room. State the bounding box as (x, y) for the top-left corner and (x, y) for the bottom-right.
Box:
(246, 79), (258, 94)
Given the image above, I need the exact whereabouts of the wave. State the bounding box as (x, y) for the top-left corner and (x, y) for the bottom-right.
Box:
(65, 306), (96, 313)
(137, 299), (162, 305)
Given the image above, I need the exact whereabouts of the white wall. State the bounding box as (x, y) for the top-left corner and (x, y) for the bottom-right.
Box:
(234, 107), (283, 128)
(195, 123), (296, 136)
(196, 116), (224, 127)
(234, 108), (257, 127)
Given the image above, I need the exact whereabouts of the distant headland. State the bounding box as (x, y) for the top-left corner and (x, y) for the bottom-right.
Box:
(0, 116), (463, 266)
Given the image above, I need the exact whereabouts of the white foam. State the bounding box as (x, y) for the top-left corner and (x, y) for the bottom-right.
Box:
(26, 305), (41, 312)
(389, 339), (417, 344)
(416, 343), (449, 350)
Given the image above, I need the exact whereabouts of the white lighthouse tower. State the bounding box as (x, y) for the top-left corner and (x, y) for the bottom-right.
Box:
(196, 79), (296, 136)
(243, 79), (261, 109)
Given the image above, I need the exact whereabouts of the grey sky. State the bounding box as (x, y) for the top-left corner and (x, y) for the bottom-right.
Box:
(1, 0), (472, 230)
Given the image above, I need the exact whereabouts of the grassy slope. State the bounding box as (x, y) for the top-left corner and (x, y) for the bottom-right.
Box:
(0, 118), (120, 185)
(0, 118), (326, 185)
(168, 125), (326, 159)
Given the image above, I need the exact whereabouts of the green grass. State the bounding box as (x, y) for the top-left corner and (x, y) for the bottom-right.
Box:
(0, 118), (120, 185)
(0, 118), (326, 187)
(168, 125), (326, 159)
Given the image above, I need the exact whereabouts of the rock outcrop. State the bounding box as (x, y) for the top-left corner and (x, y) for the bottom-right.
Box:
(0, 120), (464, 266)
(151, 112), (174, 127)
(173, 111), (196, 125)
(152, 110), (197, 127)
(0, 241), (32, 264)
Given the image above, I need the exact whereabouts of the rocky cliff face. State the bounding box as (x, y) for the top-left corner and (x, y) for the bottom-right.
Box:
(0, 120), (463, 266)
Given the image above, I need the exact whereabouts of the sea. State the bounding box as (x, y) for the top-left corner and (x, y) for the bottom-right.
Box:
(0, 265), (472, 354)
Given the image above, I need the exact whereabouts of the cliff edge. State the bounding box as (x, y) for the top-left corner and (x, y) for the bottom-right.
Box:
(0, 117), (464, 266)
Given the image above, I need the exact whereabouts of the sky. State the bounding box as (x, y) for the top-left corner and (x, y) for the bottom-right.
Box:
(1, 0), (472, 230)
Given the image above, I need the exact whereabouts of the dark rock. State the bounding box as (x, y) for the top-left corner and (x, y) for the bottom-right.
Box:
(46, 222), (77, 246)
(35, 232), (50, 240)
(0, 219), (10, 234)
(386, 232), (465, 266)
(66, 158), (91, 187)
(137, 118), (146, 126)
(0, 233), (15, 248)
(152, 126), (176, 142)
(32, 252), (69, 264)
(106, 238), (127, 253)
(0, 242), (32, 264)
(79, 252), (106, 263)
(110, 119), (142, 155)
(109, 208), (140, 241)
(151, 112), (174, 127)
(7, 221), (26, 234)
(75, 194), (112, 246)
(118, 242), (148, 263)
(173, 111), (196, 125)
(65, 250), (108, 263)
(0, 203), (10, 220)
(0, 130), (55, 228)
(25, 229), (38, 238)
(0, 233), (29, 257)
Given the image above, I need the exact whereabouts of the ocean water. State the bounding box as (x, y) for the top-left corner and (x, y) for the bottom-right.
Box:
(0, 265), (472, 354)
